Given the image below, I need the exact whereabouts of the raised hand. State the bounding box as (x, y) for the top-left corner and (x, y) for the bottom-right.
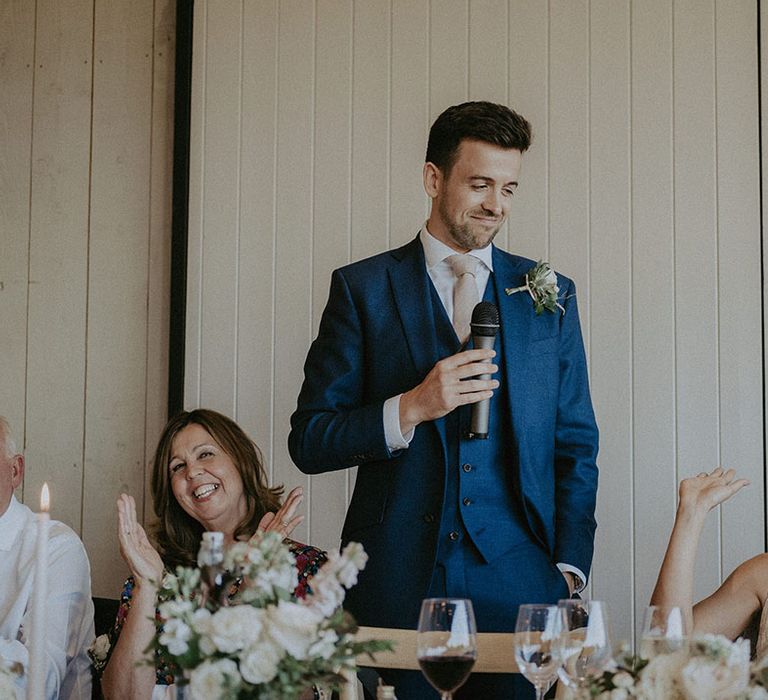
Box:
(116, 493), (164, 585)
(257, 486), (305, 538)
(399, 348), (499, 434)
(678, 467), (749, 515)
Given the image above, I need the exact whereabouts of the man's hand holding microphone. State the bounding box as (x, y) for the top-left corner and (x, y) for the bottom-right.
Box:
(399, 302), (500, 437)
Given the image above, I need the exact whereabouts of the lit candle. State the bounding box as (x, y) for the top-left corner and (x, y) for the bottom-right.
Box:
(27, 483), (49, 700)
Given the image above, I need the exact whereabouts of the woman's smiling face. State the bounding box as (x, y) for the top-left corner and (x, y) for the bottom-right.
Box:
(169, 423), (248, 536)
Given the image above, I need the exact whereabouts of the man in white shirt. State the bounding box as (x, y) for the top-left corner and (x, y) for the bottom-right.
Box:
(0, 417), (94, 699)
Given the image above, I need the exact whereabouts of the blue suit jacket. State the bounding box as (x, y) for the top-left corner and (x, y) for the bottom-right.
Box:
(289, 236), (599, 626)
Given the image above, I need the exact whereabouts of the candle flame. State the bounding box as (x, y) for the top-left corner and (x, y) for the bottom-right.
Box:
(40, 483), (50, 512)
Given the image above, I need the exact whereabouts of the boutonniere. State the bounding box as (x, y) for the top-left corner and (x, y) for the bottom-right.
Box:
(505, 260), (565, 315)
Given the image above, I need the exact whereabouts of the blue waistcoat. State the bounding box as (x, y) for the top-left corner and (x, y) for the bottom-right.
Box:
(429, 276), (530, 575)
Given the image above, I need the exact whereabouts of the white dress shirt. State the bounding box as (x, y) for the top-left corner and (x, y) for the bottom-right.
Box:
(0, 496), (94, 699)
(381, 228), (587, 591)
(383, 226), (492, 450)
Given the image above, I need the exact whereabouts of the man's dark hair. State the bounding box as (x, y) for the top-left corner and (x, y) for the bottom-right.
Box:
(425, 101), (532, 174)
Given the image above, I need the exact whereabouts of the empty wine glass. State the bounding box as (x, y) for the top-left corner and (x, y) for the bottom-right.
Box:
(640, 605), (688, 658)
(416, 598), (477, 700)
(557, 599), (613, 691)
(514, 604), (563, 700)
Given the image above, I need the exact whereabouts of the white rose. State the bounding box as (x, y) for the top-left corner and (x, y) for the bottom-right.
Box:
(612, 671), (634, 689)
(245, 547), (264, 566)
(337, 543), (367, 586)
(206, 606), (264, 654)
(187, 609), (215, 655)
(308, 629), (339, 660)
(89, 633), (111, 662)
(748, 687), (768, 700)
(610, 689), (629, 700)
(190, 608), (212, 629)
(158, 598), (194, 625)
(542, 266), (558, 290)
(255, 564), (298, 596)
(335, 558), (364, 589)
(239, 640), (284, 684)
(635, 650), (686, 700)
(158, 618), (192, 656)
(225, 541), (250, 565)
(266, 600), (323, 660)
(161, 572), (178, 588)
(189, 658), (240, 700)
(680, 656), (749, 700)
(304, 573), (345, 617)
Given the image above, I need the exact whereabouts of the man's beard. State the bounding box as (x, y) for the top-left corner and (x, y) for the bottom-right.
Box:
(439, 203), (503, 250)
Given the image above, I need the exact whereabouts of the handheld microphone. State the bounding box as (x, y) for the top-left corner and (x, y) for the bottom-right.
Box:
(467, 301), (500, 439)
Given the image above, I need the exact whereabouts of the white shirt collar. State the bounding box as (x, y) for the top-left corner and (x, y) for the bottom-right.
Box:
(0, 496), (27, 551)
(420, 225), (494, 272)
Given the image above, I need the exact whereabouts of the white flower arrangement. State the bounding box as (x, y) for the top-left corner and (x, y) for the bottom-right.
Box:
(586, 635), (767, 700)
(152, 531), (389, 699)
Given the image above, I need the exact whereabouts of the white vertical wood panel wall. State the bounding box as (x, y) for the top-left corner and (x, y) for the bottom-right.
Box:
(0, 0), (175, 597)
(186, 0), (764, 646)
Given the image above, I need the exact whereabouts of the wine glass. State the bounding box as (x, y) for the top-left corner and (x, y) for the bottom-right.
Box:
(514, 604), (563, 700)
(640, 605), (688, 658)
(416, 598), (477, 699)
(557, 599), (613, 691)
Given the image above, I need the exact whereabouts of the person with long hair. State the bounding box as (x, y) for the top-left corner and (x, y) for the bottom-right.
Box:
(99, 409), (325, 699)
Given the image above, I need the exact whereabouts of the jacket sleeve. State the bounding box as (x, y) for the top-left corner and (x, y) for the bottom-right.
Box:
(288, 268), (394, 474)
(552, 279), (600, 576)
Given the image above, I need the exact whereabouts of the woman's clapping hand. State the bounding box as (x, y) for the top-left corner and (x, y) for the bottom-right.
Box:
(678, 467), (749, 515)
(257, 486), (305, 538)
(116, 493), (164, 585)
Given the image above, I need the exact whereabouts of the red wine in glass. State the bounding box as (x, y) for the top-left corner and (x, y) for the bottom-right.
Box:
(417, 598), (477, 700)
(418, 654), (475, 692)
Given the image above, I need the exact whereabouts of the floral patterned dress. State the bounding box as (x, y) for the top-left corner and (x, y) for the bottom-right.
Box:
(98, 539), (327, 686)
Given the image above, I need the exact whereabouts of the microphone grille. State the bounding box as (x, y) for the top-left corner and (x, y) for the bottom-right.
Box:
(470, 301), (500, 336)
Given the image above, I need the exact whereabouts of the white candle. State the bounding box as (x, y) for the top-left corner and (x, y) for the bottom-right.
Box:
(27, 483), (49, 700)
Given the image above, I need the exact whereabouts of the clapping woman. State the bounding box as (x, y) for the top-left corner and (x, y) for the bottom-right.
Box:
(649, 467), (768, 648)
(99, 409), (326, 699)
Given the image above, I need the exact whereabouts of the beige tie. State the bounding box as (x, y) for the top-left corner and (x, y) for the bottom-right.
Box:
(448, 254), (481, 343)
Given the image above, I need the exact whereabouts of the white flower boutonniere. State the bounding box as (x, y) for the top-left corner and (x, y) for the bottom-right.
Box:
(87, 633), (111, 673)
(505, 260), (565, 315)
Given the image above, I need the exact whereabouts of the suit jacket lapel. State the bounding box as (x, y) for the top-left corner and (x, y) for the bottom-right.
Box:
(388, 236), (443, 379)
(491, 248), (532, 446)
(388, 235), (449, 452)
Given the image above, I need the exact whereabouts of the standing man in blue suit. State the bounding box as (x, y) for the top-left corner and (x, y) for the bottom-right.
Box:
(289, 101), (599, 699)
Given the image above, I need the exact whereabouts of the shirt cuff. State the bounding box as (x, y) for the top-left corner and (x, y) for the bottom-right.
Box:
(383, 395), (414, 451)
(556, 563), (587, 593)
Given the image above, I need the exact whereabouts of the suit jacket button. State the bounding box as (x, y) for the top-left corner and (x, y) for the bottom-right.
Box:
(449, 531), (459, 541)
(462, 463), (472, 473)
(423, 513), (435, 523)
(462, 497), (472, 506)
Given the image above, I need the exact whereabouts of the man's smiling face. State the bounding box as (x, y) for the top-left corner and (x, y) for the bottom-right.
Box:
(425, 138), (522, 253)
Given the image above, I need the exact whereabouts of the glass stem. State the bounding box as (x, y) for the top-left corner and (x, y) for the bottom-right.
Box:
(440, 694), (452, 700)
(535, 685), (546, 700)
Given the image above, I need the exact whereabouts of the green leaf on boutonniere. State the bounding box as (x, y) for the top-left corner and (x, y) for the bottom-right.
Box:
(505, 260), (565, 315)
